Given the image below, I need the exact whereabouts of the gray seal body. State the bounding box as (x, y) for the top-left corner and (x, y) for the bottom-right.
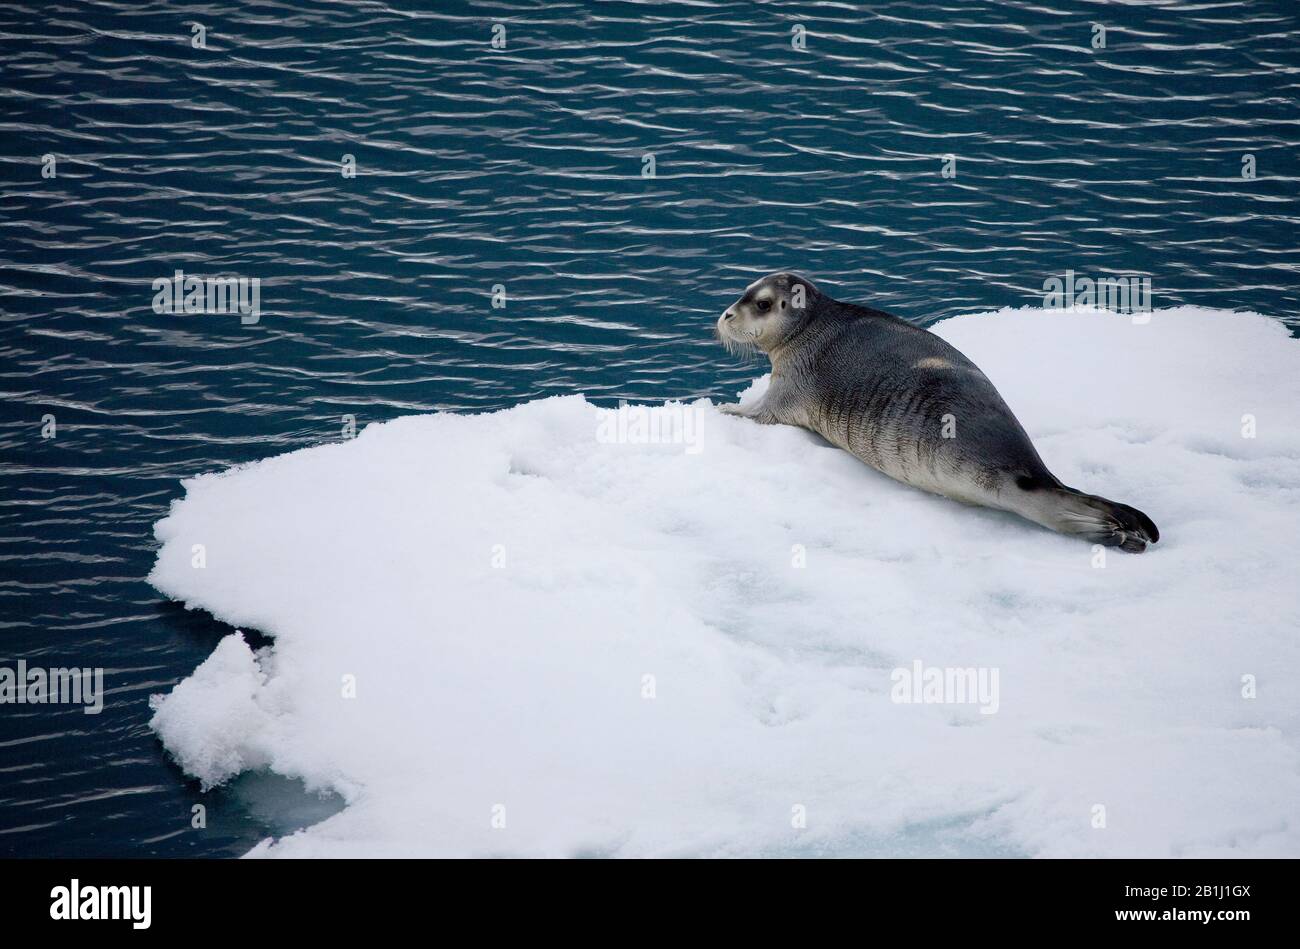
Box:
(716, 272), (1159, 552)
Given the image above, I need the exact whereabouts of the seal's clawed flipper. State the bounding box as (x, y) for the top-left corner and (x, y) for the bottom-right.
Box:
(718, 402), (781, 424)
(1039, 486), (1160, 553)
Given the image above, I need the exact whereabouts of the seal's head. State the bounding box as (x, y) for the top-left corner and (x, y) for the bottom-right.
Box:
(717, 272), (817, 356)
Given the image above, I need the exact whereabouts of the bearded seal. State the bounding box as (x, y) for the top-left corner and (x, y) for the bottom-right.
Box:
(715, 272), (1159, 552)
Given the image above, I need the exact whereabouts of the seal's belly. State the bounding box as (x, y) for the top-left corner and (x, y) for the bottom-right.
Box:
(804, 385), (1000, 506)
(856, 427), (986, 502)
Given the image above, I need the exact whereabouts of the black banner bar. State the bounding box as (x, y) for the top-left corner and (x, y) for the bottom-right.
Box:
(3, 857), (1285, 935)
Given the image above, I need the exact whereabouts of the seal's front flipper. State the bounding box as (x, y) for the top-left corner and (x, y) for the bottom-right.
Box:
(717, 402), (780, 424)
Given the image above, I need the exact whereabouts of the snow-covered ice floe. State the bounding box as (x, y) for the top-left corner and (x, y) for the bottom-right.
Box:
(148, 307), (1300, 857)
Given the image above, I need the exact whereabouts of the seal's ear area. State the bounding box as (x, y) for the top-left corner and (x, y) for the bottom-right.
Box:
(783, 274), (815, 311)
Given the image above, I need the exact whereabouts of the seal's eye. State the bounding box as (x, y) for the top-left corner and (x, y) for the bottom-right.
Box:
(755, 299), (772, 313)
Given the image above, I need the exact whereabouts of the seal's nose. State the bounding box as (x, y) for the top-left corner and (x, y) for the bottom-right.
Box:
(723, 310), (734, 321)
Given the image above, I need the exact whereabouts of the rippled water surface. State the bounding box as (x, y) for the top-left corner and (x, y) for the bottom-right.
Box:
(1, 0), (1298, 855)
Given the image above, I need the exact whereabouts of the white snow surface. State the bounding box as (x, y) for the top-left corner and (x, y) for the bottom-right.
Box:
(148, 306), (1300, 858)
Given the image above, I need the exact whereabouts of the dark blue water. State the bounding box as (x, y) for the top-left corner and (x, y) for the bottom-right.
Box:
(2, 0), (1298, 857)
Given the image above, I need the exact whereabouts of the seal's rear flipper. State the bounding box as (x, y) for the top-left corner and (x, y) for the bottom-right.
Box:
(1041, 486), (1160, 553)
